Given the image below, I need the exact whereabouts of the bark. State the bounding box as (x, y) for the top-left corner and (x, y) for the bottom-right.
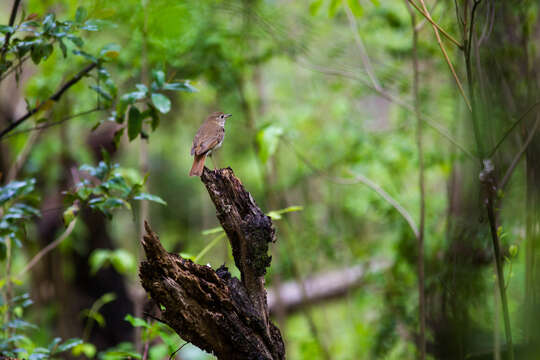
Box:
(139, 167), (285, 360)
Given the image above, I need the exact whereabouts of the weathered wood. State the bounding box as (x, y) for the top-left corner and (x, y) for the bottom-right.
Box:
(139, 167), (284, 360)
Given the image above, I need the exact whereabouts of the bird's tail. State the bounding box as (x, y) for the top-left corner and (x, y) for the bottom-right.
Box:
(189, 153), (207, 176)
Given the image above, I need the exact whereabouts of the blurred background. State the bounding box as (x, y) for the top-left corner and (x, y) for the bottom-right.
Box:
(1, 0), (539, 359)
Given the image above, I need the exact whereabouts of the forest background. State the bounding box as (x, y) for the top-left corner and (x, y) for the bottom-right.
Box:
(1, 0), (539, 359)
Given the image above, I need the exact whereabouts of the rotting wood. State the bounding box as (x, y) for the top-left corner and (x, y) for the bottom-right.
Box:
(139, 167), (285, 360)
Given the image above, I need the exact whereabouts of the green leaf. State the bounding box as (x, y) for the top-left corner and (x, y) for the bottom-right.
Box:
(42, 14), (56, 32)
(135, 84), (148, 94)
(58, 38), (67, 57)
(113, 127), (124, 146)
(72, 343), (96, 358)
(267, 206), (303, 220)
(110, 249), (136, 274)
(90, 85), (112, 101)
(329, 0), (340, 17)
(162, 81), (197, 92)
(56, 338), (83, 354)
(309, 0), (324, 15)
(152, 70), (165, 88)
(100, 43), (121, 60)
(201, 226), (224, 236)
(89, 249), (111, 275)
(0, 25), (14, 34)
(48, 338), (62, 351)
(81, 19), (100, 31)
(124, 314), (150, 328)
(67, 34), (84, 47)
(75, 7), (87, 23)
(148, 105), (159, 131)
(151, 93), (171, 114)
(346, 0), (364, 16)
(0, 179), (36, 205)
(62, 204), (79, 227)
(133, 192), (167, 205)
(256, 125), (283, 164)
(128, 106), (142, 141)
(72, 49), (97, 62)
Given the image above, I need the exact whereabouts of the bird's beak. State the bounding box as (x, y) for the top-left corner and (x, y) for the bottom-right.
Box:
(225, 113), (232, 118)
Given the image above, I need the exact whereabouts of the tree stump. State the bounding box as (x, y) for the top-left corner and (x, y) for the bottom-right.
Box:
(139, 167), (285, 360)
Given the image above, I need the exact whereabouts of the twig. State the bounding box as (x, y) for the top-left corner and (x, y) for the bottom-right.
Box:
(0, 54), (30, 83)
(343, 0), (381, 92)
(18, 218), (77, 277)
(168, 343), (188, 360)
(142, 341), (149, 360)
(194, 233), (226, 263)
(6, 127), (42, 182)
(299, 60), (477, 159)
(405, 1), (426, 358)
(418, 0), (472, 111)
(499, 114), (540, 191)
(344, 170), (420, 240)
(483, 171), (514, 360)
(281, 137), (419, 238)
(406, 0), (463, 49)
(487, 100), (540, 158)
(0, 0), (22, 67)
(0, 62), (98, 140)
(0, 108), (103, 140)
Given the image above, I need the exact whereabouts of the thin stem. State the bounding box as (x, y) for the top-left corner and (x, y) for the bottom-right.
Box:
(343, 1), (381, 92)
(0, 62), (97, 140)
(418, 0), (472, 112)
(4, 236), (13, 337)
(0, 108), (104, 140)
(488, 100), (540, 158)
(0, 0), (22, 69)
(299, 60), (477, 159)
(344, 171), (420, 239)
(499, 114), (540, 191)
(194, 233), (226, 263)
(0, 54), (29, 83)
(405, 1), (426, 358)
(464, 0), (484, 157)
(18, 218), (77, 277)
(407, 0), (463, 49)
(282, 137), (420, 239)
(485, 183), (513, 360)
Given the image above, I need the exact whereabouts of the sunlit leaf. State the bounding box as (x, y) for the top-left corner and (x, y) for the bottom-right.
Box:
(133, 192), (167, 205)
(124, 314), (150, 328)
(151, 93), (171, 114)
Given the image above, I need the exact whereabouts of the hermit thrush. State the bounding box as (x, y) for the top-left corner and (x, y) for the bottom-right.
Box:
(189, 112), (232, 176)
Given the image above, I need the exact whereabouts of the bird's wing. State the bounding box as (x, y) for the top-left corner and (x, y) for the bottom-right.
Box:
(194, 134), (222, 155)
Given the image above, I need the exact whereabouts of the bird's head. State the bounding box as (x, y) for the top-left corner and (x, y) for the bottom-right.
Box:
(209, 112), (232, 126)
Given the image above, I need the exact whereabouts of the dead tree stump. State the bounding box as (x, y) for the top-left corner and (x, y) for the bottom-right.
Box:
(139, 167), (285, 360)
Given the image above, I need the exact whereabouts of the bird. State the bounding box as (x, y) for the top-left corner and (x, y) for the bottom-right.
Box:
(189, 112), (232, 176)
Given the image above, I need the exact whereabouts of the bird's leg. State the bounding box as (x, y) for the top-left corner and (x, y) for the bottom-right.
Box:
(209, 153), (218, 170)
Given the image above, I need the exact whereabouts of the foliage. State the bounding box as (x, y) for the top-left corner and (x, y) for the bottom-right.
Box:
(1, 0), (539, 359)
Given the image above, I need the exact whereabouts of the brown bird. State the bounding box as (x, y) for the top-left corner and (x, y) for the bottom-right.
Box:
(189, 112), (232, 176)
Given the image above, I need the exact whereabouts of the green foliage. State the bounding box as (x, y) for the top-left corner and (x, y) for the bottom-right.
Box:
(0, 292), (84, 359)
(124, 315), (186, 359)
(80, 293), (117, 345)
(0, 179), (39, 259)
(89, 249), (136, 275)
(64, 159), (166, 220)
